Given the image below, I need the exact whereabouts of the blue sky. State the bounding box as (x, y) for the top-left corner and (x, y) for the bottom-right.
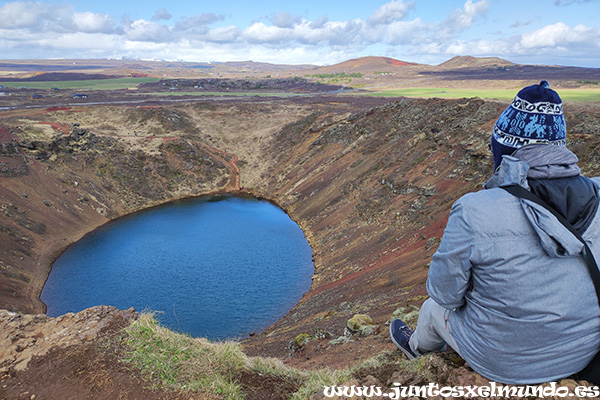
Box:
(0, 0), (599, 66)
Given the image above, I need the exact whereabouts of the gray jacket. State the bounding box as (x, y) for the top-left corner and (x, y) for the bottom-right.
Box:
(427, 144), (600, 384)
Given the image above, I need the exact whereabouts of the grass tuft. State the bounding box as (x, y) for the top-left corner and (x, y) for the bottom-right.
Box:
(289, 368), (352, 400)
(123, 312), (437, 399)
(124, 312), (246, 398)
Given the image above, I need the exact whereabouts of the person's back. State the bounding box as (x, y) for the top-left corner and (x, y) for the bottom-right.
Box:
(390, 81), (600, 384)
(428, 145), (600, 383)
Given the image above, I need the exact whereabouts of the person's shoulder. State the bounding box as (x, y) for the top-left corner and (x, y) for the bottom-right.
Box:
(454, 187), (514, 208)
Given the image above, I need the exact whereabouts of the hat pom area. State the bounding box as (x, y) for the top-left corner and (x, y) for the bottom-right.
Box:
(540, 80), (550, 89)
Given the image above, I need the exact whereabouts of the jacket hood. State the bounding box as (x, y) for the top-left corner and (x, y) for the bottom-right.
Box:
(484, 144), (594, 258)
(513, 144), (581, 179)
(483, 155), (531, 190)
(484, 144), (580, 190)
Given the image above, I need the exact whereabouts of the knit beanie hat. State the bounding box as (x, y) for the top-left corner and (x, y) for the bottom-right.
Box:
(491, 80), (566, 169)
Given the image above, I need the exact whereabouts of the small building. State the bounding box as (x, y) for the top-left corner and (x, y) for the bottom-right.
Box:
(73, 94), (87, 99)
(31, 94), (44, 100)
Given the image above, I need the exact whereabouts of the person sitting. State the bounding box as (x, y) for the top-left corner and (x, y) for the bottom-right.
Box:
(390, 81), (600, 384)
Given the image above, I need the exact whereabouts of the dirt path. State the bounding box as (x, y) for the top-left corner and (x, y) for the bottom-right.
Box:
(202, 144), (241, 190)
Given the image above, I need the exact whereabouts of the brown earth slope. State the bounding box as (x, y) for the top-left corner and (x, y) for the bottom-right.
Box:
(0, 95), (599, 398)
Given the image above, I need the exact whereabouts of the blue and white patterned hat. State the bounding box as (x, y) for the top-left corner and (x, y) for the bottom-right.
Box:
(491, 80), (566, 169)
(493, 80), (566, 147)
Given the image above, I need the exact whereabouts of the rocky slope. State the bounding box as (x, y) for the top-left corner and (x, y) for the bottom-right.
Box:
(242, 97), (600, 364)
(0, 95), (599, 398)
(242, 97), (500, 358)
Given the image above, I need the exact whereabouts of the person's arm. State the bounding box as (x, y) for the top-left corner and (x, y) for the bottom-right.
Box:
(426, 197), (474, 310)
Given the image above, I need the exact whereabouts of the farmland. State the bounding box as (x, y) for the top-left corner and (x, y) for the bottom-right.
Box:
(137, 91), (302, 97)
(0, 77), (159, 90)
(368, 87), (600, 102)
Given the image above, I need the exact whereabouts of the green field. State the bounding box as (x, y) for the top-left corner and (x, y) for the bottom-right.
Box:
(0, 77), (160, 90)
(139, 91), (300, 98)
(367, 87), (600, 102)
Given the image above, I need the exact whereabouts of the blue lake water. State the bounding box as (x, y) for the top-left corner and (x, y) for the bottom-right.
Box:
(41, 195), (314, 340)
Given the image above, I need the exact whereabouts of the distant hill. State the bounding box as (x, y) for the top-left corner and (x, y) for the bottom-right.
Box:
(437, 55), (513, 69)
(210, 60), (314, 75)
(1, 56), (598, 89)
(305, 56), (420, 75)
(0, 59), (314, 79)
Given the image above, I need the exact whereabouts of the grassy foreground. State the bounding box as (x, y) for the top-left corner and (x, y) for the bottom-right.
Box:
(122, 313), (427, 399)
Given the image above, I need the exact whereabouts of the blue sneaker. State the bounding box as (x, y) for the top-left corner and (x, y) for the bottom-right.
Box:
(389, 319), (418, 360)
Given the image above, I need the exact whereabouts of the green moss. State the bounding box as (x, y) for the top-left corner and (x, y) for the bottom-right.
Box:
(294, 333), (313, 349)
(347, 314), (375, 331)
(390, 305), (420, 329)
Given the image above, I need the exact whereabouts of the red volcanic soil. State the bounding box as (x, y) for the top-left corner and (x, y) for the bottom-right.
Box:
(308, 56), (420, 74)
(384, 57), (412, 66)
(45, 107), (72, 112)
(39, 121), (70, 135)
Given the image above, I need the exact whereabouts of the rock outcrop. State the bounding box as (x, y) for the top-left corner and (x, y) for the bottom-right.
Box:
(0, 306), (137, 373)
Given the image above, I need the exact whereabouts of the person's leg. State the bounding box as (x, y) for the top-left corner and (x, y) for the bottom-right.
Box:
(408, 298), (458, 356)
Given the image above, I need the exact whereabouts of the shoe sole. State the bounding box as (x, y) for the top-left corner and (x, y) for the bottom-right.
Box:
(389, 321), (416, 360)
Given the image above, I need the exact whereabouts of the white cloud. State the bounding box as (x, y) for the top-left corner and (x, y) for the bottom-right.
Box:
(72, 12), (114, 33)
(168, 42), (346, 65)
(270, 12), (301, 29)
(152, 8), (172, 21)
(368, 0), (414, 26)
(437, 22), (600, 63)
(124, 19), (172, 42)
(381, 18), (427, 45)
(282, 21), (322, 44)
(176, 13), (224, 31)
(510, 20), (532, 28)
(242, 18), (365, 49)
(38, 32), (121, 50)
(242, 22), (291, 43)
(445, 39), (511, 56)
(308, 20), (363, 46)
(444, 0), (489, 31)
(203, 25), (241, 43)
(554, 0), (595, 5)
(520, 22), (597, 48)
(0, 1), (56, 29)
(309, 15), (329, 29)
